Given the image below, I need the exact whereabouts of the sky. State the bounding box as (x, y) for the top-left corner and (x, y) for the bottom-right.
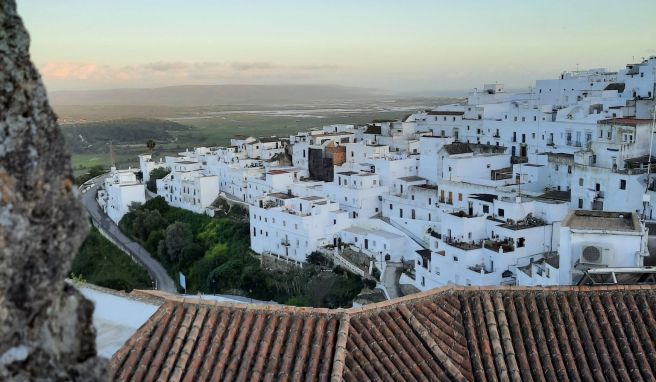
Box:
(17, 0), (656, 94)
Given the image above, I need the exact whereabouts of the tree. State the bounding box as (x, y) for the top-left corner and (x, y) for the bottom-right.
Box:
(146, 167), (170, 193)
(159, 222), (193, 264)
(146, 139), (156, 154)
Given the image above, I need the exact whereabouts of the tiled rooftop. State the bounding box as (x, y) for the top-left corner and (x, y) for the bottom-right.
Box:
(112, 285), (656, 381)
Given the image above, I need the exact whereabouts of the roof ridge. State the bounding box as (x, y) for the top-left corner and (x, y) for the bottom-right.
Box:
(330, 312), (351, 381)
(130, 284), (656, 316)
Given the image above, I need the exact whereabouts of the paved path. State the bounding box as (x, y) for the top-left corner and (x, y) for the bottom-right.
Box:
(381, 262), (403, 299)
(80, 176), (177, 293)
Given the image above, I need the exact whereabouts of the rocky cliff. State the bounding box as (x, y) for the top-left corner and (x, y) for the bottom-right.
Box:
(0, 1), (108, 380)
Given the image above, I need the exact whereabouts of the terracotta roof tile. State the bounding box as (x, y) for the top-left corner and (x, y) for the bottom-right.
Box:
(112, 286), (656, 381)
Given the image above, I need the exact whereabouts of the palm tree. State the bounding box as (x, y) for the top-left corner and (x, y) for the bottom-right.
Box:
(146, 139), (156, 154)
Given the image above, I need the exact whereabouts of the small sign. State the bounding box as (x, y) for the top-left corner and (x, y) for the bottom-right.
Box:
(179, 272), (187, 292)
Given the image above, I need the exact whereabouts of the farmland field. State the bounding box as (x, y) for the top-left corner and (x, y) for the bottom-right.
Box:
(58, 97), (460, 177)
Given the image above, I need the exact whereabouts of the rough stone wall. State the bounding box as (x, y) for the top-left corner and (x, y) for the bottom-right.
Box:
(0, 1), (108, 380)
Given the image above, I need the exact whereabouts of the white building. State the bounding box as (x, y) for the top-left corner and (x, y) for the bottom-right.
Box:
(518, 210), (649, 286)
(137, 55), (656, 290)
(138, 154), (166, 183)
(246, 169), (296, 205)
(97, 167), (145, 224)
(249, 193), (350, 264)
(323, 168), (387, 219)
(156, 160), (219, 214)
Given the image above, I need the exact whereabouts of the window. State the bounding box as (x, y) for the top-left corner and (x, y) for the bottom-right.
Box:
(498, 208), (505, 217)
(389, 203), (393, 210)
(620, 179), (626, 190)
(483, 205), (489, 213)
(579, 178), (583, 186)
(578, 199), (583, 208)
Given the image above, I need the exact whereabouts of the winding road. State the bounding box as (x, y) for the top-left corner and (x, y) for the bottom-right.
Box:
(80, 176), (177, 293)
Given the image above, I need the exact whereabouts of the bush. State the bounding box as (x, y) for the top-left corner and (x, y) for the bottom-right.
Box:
(70, 228), (151, 292)
(371, 267), (381, 281)
(306, 251), (332, 267)
(285, 295), (310, 306)
(75, 164), (106, 185)
(363, 278), (377, 289)
(117, 198), (366, 307)
(146, 167), (170, 192)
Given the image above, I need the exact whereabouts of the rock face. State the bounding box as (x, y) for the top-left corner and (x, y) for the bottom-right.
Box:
(0, 2), (108, 380)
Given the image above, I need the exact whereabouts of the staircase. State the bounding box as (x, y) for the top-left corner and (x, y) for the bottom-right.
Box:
(376, 216), (429, 250)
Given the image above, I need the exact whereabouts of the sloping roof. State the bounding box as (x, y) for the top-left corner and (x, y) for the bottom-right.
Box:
(598, 118), (653, 126)
(258, 136), (281, 143)
(604, 82), (626, 92)
(427, 110), (464, 116)
(111, 285), (656, 381)
(363, 125), (382, 135)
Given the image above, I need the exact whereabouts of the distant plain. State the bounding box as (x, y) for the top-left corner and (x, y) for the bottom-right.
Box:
(51, 85), (461, 176)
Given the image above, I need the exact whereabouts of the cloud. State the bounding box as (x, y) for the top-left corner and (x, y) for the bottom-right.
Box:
(294, 64), (339, 71)
(41, 62), (101, 80)
(143, 61), (190, 72)
(39, 60), (341, 89)
(229, 61), (278, 71)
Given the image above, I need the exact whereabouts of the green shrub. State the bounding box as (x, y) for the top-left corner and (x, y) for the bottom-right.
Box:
(70, 228), (151, 292)
(146, 167), (170, 192)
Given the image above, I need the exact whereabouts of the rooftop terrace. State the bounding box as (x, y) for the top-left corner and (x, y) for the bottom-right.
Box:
(563, 210), (640, 232)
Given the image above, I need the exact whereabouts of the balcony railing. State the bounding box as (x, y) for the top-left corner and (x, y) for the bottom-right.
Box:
(443, 237), (480, 251)
(483, 239), (515, 253)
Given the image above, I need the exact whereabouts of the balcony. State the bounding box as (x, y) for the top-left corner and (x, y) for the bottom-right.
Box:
(511, 156), (528, 164)
(468, 264), (492, 274)
(443, 237), (480, 251)
(483, 239), (515, 253)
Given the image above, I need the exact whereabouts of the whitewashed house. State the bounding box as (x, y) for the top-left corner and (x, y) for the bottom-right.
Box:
(156, 160), (219, 214)
(97, 167), (145, 224)
(249, 193), (350, 264)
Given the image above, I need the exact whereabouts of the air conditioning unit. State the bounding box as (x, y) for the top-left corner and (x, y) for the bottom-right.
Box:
(579, 244), (613, 265)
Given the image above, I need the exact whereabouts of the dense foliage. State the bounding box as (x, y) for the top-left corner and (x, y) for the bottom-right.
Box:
(75, 164), (106, 185)
(146, 167), (170, 192)
(119, 197), (365, 307)
(70, 227), (152, 292)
